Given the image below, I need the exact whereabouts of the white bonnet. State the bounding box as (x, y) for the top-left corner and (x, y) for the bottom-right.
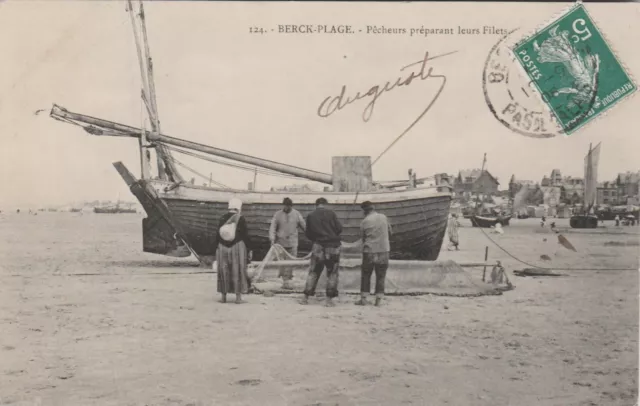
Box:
(228, 197), (243, 212)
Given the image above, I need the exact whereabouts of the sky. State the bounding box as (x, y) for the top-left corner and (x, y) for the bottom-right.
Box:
(1, 1), (639, 209)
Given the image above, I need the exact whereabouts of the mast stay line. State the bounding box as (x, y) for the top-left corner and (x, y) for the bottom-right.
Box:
(50, 104), (334, 185)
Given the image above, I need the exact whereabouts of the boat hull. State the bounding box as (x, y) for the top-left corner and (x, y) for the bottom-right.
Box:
(569, 215), (598, 229)
(498, 214), (512, 226)
(163, 194), (451, 262)
(470, 215), (500, 228)
(120, 171), (452, 265)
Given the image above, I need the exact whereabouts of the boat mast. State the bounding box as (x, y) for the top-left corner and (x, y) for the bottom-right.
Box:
(474, 153), (487, 212)
(585, 143), (593, 214)
(127, 0), (152, 180)
(126, 0), (182, 183)
(138, 0), (181, 182)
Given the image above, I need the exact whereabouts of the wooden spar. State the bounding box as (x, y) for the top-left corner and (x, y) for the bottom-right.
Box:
(253, 167), (258, 190)
(127, 0), (166, 181)
(126, 0), (183, 183)
(50, 104), (334, 185)
(137, 0), (183, 183)
(586, 143), (591, 213)
(127, 0), (153, 180)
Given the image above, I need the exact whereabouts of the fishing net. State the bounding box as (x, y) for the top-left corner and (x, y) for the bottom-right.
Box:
(248, 245), (512, 297)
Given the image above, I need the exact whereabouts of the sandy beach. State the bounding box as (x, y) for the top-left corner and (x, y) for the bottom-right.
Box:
(0, 212), (637, 406)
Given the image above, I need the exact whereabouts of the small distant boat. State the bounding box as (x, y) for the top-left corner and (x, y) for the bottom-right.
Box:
(70, 208), (82, 213)
(471, 215), (501, 228)
(570, 143), (600, 229)
(94, 205), (137, 214)
(467, 153), (509, 228)
(94, 197), (137, 214)
(498, 214), (512, 226)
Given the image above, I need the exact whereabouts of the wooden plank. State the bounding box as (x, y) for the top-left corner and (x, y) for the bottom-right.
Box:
(332, 156), (373, 192)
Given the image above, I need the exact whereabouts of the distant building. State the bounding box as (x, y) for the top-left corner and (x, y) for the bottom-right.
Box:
(597, 181), (619, 205)
(562, 176), (584, 187)
(562, 184), (584, 205)
(550, 169), (563, 185)
(508, 175), (535, 199)
(454, 169), (499, 197)
(541, 186), (562, 207)
(616, 171), (640, 203)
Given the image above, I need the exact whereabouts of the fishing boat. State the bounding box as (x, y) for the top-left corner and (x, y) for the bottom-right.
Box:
(48, 1), (452, 266)
(570, 143), (600, 229)
(94, 205), (137, 214)
(467, 153), (508, 228)
(498, 214), (512, 225)
(470, 215), (500, 228)
(93, 198), (137, 214)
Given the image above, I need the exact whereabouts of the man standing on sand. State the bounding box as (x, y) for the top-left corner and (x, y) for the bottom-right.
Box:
(300, 197), (342, 307)
(355, 201), (392, 307)
(269, 197), (306, 289)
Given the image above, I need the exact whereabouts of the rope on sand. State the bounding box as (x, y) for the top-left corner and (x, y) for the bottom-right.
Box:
(261, 289), (509, 298)
(477, 227), (637, 272)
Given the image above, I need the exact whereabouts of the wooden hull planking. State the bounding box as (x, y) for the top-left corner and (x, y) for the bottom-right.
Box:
(569, 215), (598, 229)
(162, 194), (451, 262)
(124, 177), (451, 264)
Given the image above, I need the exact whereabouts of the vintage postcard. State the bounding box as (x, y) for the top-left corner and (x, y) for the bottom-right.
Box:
(1, 1), (638, 406)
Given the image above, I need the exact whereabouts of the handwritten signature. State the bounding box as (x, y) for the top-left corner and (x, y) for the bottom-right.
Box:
(317, 50), (457, 163)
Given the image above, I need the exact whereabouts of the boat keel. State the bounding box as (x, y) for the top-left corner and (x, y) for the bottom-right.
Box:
(112, 162), (205, 264)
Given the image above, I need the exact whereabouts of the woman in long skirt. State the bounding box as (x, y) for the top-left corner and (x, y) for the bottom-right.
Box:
(447, 213), (460, 251)
(215, 198), (252, 304)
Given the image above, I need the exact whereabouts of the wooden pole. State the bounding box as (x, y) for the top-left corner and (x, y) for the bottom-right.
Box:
(127, 0), (157, 180)
(253, 167), (258, 191)
(138, 0), (176, 182)
(474, 153), (487, 212)
(138, 136), (149, 179)
(482, 246), (489, 281)
(126, 0), (182, 183)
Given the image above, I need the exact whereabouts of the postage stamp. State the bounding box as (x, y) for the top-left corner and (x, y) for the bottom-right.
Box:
(483, 29), (562, 139)
(512, 3), (636, 135)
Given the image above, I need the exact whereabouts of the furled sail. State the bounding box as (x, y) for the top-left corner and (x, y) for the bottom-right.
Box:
(583, 142), (601, 210)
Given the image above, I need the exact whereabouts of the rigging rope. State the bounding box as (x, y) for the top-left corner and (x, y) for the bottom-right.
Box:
(476, 226), (636, 271)
(163, 144), (309, 181)
(163, 154), (231, 189)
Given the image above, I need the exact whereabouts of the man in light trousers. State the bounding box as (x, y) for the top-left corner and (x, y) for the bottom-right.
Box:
(356, 201), (392, 307)
(269, 197), (306, 289)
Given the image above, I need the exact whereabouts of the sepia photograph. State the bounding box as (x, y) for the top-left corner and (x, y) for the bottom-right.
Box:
(0, 1), (638, 405)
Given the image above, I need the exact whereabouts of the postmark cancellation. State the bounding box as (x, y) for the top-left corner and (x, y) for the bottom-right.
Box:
(511, 3), (637, 136)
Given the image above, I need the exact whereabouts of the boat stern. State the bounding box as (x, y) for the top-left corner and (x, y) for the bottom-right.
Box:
(112, 162), (193, 259)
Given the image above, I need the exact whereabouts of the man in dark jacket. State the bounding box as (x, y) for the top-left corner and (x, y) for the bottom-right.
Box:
(301, 197), (343, 306)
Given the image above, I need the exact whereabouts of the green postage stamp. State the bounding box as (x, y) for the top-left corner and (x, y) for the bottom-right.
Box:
(512, 3), (636, 135)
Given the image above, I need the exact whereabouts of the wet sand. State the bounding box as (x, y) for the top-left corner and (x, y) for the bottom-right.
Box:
(0, 213), (637, 406)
